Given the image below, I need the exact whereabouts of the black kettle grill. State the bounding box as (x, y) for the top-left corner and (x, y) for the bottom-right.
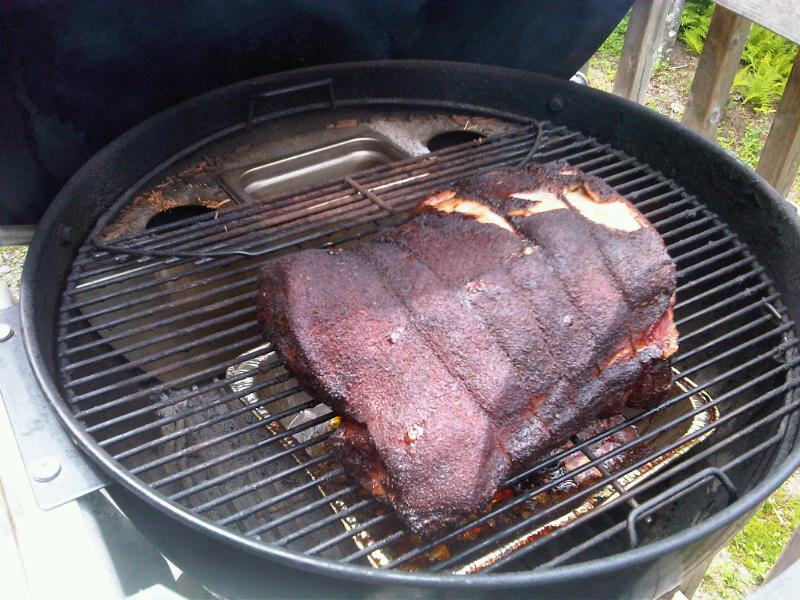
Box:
(2, 2), (800, 599)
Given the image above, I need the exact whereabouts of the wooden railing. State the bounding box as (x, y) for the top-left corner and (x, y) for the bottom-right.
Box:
(613, 0), (800, 197)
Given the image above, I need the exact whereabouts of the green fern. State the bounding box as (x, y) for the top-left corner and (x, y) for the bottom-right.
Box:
(680, 1), (798, 112)
(682, 28), (706, 54)
(733, 54), (789, 112)
(678, 0), (714, 53)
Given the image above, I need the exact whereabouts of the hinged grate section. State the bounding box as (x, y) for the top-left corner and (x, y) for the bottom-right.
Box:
(88, 123), (543, 259)
(56, 119), (800, 575)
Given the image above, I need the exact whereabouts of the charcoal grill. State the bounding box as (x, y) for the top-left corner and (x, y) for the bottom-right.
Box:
(11, 61), (800, 598)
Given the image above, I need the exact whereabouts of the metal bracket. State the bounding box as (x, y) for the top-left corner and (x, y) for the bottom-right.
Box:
(516, 120), (545, 167)
(0, 305), (108, 509)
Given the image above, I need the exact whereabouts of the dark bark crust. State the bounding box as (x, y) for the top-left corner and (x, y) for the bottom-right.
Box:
(256, 164), (677, 535)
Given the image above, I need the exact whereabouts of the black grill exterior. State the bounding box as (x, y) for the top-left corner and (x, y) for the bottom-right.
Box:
(21, 62), (800, 599)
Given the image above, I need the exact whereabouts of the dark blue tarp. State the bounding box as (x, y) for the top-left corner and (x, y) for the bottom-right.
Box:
(0, 0), (633, 224)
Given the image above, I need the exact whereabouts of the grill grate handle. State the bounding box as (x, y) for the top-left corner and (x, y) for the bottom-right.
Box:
(87, 124), (545, 260)
(626, 467), (739, 548)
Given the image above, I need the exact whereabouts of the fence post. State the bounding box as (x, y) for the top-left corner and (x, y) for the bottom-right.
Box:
(614, 0), (672, 103)
(756, 50), (800, 196)
(681, 5), (751, 138)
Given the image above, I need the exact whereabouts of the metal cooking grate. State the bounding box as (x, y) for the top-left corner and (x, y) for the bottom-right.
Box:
(88, 123), (544, 258)
(56, 120), (800, 574)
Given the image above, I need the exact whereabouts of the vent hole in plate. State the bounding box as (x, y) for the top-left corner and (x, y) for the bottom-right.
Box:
(146, 205), (214, 229)
(426, 130), (486, 152)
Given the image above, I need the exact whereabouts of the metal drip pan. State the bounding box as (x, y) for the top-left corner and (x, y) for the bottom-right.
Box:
(222, 136), (409, 202)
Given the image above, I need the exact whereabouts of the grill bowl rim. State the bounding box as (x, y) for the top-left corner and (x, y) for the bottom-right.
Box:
(20, 59), (800, 591)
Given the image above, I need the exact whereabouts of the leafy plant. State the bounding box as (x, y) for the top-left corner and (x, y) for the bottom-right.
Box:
(680, 0), (798, 111)
(681, 28), (706, 54)
(715, 122), (765, 169)
(738, 123), (766, 167)
(734, 57), (787, 111)
(714, 560), (747, 598)
(679, 0), (713, 53)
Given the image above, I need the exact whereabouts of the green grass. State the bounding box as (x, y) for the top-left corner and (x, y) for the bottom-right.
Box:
(729, 490), (800, 584)
(598, 12), (630, 56)
(711, 560), (747, 599)
(0, 246), (28, 302)
(700, 483), (800, 598)
(738, 123), (766, 168)
(716, 122), (766, 169)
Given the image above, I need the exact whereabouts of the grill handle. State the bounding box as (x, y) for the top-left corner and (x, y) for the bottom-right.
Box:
(0, 294), (108, 510)
(626, 467), (740, 548)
